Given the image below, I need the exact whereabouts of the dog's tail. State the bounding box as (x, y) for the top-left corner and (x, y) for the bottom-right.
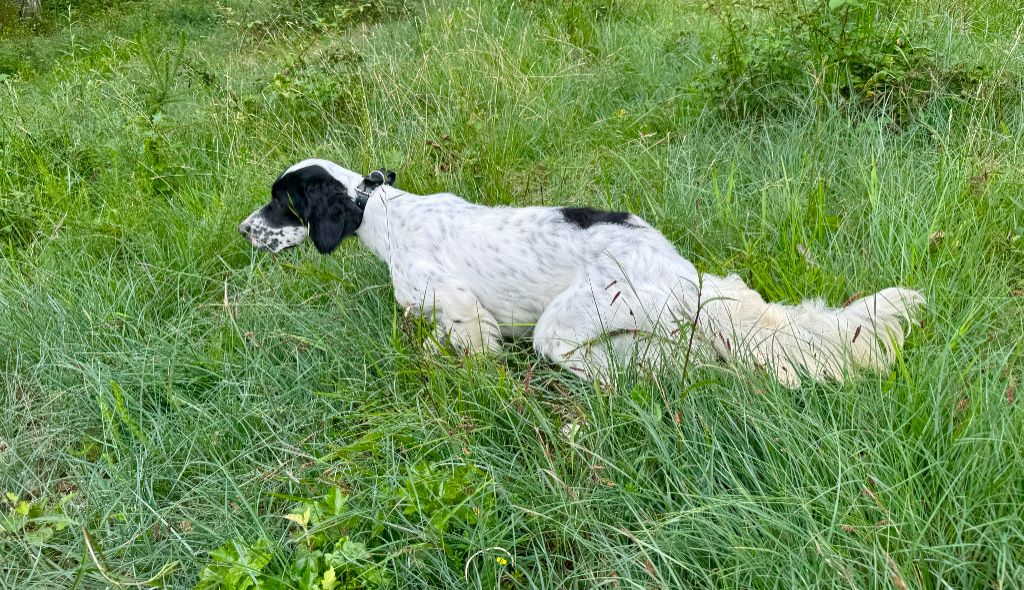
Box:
(696, 274), (924, 388)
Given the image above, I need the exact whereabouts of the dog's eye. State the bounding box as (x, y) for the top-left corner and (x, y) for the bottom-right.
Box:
(261, 200), (302, 227)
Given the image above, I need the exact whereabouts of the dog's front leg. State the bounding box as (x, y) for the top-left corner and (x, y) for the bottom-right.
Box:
(393, 267), (501, 354)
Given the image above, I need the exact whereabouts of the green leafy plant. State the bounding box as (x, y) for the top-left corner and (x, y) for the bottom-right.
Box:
(194, 488), (388, 590)
(194, 538), (274, 590)
(194, 461), (496, 589)
(0, 491), (77, 548)
(396, 461), (491, 539)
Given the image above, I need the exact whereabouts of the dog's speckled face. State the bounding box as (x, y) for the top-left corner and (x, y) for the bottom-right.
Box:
(239, 161), (365, 254)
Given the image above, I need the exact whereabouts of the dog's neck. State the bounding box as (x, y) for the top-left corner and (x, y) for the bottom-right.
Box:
(353, 184), (405, 263)
(353, 181), (381, 211)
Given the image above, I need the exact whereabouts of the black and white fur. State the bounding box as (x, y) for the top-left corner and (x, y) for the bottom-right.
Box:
(239, 159), (924, 388)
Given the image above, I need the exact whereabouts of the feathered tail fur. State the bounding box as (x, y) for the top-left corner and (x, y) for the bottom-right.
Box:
(697, 274), (924, 388)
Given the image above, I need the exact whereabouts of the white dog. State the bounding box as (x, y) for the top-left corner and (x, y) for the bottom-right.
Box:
(239, 159), (924, 388)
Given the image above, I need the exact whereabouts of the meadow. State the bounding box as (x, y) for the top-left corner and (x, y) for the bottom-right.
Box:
(1, 0), (1022, 588)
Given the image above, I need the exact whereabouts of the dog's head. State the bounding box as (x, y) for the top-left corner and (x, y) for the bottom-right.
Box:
(238, 159), (382, 254)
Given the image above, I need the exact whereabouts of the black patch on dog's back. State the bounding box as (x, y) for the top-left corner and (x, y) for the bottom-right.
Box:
(560, 207), (631, 229)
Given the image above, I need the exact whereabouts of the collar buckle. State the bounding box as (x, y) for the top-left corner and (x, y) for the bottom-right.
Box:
(354, 168), (397, 210)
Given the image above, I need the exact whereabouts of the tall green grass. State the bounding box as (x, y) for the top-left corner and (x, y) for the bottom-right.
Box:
(1, 0), (1022, 588)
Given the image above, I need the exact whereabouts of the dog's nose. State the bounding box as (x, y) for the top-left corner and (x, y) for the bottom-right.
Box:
(238, 221), (251, 236)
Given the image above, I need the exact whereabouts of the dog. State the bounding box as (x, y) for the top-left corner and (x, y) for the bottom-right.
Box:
(239, 159), (924, 388)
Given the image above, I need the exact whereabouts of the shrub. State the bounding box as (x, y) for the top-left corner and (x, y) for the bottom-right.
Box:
(695, 0), (988, 124)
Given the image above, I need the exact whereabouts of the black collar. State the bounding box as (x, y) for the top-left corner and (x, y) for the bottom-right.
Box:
(354, 168), (397, 210)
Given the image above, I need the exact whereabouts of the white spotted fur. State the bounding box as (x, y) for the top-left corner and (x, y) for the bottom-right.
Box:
(241, 159), (924, 388)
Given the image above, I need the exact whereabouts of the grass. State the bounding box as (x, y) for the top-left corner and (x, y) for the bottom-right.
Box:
(1, 0), (1022, 588)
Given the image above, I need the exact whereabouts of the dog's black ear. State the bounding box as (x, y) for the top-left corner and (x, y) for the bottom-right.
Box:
(381, 168), (396, 185)
(302, 178), (363, 254)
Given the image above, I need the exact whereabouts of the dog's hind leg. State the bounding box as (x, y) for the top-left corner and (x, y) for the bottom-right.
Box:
(533, 276), (672, 381)
(532, 287), (602, 378)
